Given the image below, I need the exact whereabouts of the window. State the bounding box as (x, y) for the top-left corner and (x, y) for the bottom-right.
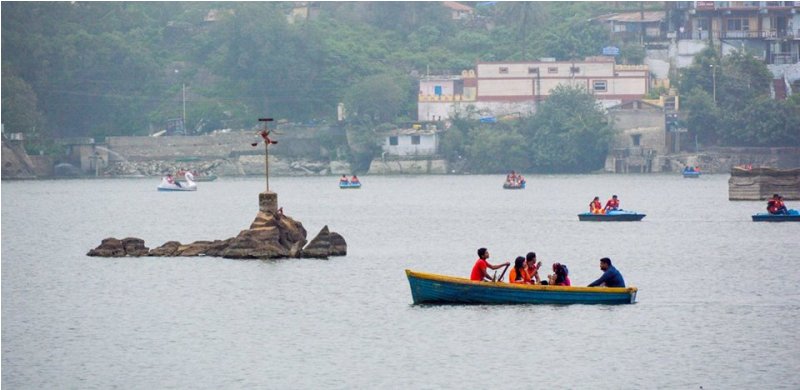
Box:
(547, 67), (558, 74)
(631, 134), (641, 147)
(411, 135), (421, 145)
(593, 80), (608, 92)
(570, 66), (581, 74)
(727, 18), (749, 31)
(389, 136), (398, 146)
(528, 67), (539, 74)
(499, 67), (509, 74)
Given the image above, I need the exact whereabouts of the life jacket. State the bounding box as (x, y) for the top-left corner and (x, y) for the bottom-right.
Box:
(767, 199), (778, 213)
(590, 200), (603, 214)
(606, 199), (619, 210)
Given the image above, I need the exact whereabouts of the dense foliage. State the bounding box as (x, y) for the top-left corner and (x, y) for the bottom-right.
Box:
(679, 48), (800, 147)
(1, 2), (643, 143)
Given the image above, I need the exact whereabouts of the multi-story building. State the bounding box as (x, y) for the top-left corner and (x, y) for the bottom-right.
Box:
(418, 57), (650, 122)
(671, 1), (800, 65)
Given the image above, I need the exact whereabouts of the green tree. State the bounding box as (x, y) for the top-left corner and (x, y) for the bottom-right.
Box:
(343, 73), (406, 125)
(520, 84), (614, 173)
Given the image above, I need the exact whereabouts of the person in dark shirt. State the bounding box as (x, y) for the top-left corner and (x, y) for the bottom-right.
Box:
(588, 257), (625, 288)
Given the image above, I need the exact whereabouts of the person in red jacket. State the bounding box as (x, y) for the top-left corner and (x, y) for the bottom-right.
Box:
(590, 196), (604, 214)
(767, 194), (788, 215)
(604, 195), (620, 212)
(470, 248), (510, 282)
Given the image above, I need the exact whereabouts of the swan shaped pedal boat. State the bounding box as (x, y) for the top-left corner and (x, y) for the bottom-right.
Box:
(158, 172), (197, 192)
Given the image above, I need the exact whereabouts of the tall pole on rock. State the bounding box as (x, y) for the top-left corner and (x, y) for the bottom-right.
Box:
(258, 118), (274, 192)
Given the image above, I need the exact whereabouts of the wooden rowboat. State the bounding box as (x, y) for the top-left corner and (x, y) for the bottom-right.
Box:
(405, 269), (637, 305)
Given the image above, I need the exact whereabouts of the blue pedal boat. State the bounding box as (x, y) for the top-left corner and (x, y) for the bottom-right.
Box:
(578, 210), (645, 221)
(339, 182), (362, 189)
(405, 270), (637, 305)
(752, 209), (800, 222)
(682, 170), (701, 178)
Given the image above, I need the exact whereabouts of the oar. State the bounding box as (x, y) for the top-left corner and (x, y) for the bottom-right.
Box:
(497, 263), (510, 282)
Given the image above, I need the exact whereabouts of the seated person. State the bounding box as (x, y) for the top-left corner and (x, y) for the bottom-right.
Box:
(164, 174), (181, 187)
(525, 252), (541, 284)
(547, 263), (571, 286)
(350, 175), (360, 184)
(339, 174), (349, 184)
(604, 195), (620, 212)
(470, 248), (510, 282)
(588, 257), (625, 288)
(767, 194), (788, 215)
(508, 256), (528, 284)
(590, 197), (604, 214)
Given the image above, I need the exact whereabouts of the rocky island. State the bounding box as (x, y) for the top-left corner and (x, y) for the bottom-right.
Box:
(88, 191), (346, 259)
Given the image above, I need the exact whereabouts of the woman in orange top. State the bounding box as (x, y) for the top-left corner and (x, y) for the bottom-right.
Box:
(525, 252), (541, 284)
(509, 256), (528, 284)
(590, 196), (604, 214)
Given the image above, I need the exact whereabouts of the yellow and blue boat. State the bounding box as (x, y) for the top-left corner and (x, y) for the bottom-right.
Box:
(405, 269), (637, 305)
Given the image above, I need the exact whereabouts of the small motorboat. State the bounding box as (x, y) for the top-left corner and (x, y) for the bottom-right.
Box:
(405, 270), (637, 305)
(158, 172), (197, 191)
(503, 181), (526, 190)
(578, 209), (645, 221)
(682, 170), (701, 178)
(752, 209), (800, 222)
(339, 182), (362, 189)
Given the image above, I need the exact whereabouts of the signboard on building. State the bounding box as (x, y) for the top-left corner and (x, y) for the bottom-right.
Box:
(602, 46), (620, 56)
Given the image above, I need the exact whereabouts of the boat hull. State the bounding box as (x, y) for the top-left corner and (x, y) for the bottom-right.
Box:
(406, 270), (636, 305)
(752, 210), (800, 222)
(682, 171), (700, 178)
(503, 182), (526, 190)
(578, 211), (645, 221)
(339, 183), (362, 189)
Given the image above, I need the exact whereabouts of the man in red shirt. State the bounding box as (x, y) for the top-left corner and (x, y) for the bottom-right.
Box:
(470, 248), (510, 282)
(604, 195), (620, 212)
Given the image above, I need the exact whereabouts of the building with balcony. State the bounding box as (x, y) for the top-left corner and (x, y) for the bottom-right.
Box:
(670, 1), (800, 64)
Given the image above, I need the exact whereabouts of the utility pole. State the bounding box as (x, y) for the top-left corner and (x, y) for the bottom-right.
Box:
(258, 118), (275, 192)
(182, 83), (186, 134)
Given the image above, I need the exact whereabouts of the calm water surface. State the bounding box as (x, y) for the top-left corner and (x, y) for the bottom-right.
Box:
(3, 175), (799, 389)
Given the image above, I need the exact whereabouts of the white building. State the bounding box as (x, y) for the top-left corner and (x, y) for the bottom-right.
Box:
(381, 128), (440, 157)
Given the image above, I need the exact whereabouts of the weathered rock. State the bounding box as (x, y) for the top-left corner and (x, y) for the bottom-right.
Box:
(148, 241), (181, 256)
(302, 226), (331, 259)
(87, 237), (149, 257)
(330, 232), (347, 256)
(88, 202), (343, 260)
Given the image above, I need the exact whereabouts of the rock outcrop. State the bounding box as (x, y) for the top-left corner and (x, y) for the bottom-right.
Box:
(87, 197), (346, 260)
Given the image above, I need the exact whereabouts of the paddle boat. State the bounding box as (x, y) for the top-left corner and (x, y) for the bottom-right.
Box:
(751, 209), (800, 222)
(157, 172), (197, 191)
(503, 180), (526, 190)
(682, 170), (701, 178)
(176, 172), (216, 182)
(339, 181), (362, 189)
(578, 209), (645, 221)
(405, 270), (637, 305)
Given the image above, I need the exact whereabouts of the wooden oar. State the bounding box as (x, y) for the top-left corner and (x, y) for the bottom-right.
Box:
(497, 263), (510, 282)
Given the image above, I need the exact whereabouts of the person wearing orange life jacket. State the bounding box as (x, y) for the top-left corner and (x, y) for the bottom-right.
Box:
(525, 252), (541, 284)
(590, 196), (604, 214)
(508, 256), (528, 284)
(604, 195), (620, 212)
(350, 175), (360, 184)
(767, 194), (788, 215)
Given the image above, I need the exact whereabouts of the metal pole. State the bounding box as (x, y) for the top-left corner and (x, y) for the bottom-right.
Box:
(265, 141), (269, 192)
(711, 65), (716, 103)
(182, 84), (186, 133)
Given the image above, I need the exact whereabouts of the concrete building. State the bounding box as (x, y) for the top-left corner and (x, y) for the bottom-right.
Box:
(418, 58), (650, 122)
(380, 128), (441, 157)
(604, 99), (680, 173)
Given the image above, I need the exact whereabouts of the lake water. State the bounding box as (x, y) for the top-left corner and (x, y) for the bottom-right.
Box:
(2, 174), (799, 389)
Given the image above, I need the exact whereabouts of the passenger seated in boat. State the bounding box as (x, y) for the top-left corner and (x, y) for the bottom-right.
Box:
(339, 175), (349, 184)
(547, 263), (571, 286)
(508, 256), (528, 284)
(683, 166), (695, 173)
(767, 194), (788, 215)
(350, 175), (360, 184)
(604, 195), (619, 212)
(470, 248), (510, 282)
(164, 174), (181, 188)
(588, 257), (625, 288)
(590, 197), (604, 214)
(525, 252), (541, 284)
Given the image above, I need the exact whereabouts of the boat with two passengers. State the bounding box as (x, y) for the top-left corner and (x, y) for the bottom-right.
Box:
(158, 172), (197, 192)
(405, 270), (637, 305)
(751, 209), (800, 222)
(578, 209), (645, 221)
